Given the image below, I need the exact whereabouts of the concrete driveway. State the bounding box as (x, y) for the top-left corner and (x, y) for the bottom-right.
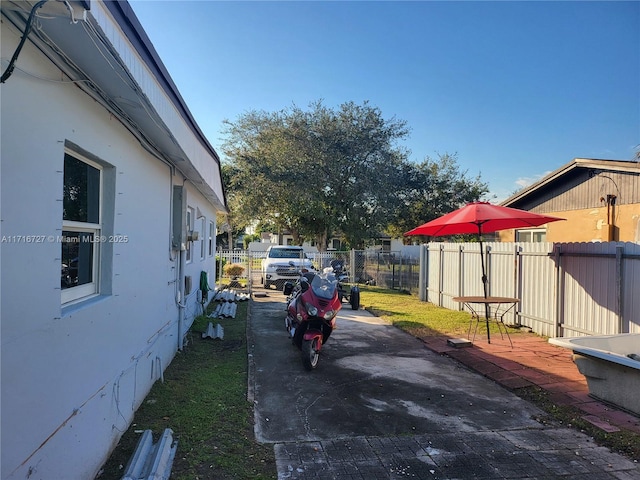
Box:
(248, 292), (640, 479)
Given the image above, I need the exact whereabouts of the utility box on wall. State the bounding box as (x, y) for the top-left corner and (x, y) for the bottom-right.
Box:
(172, 186), (186, 250)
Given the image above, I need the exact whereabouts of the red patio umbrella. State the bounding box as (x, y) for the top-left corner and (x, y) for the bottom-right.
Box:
(404, 202), (564, 341)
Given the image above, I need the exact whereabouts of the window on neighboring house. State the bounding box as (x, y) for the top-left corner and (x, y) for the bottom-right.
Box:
(186, 206), (194, 263)
(61, 152), (101, 304)
(209, 220), (214, 256)
(200, 217), (206, 260)
(516, 228), (547, 242)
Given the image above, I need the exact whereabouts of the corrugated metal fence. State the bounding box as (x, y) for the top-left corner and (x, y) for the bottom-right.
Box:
(421, 241), (640, 337)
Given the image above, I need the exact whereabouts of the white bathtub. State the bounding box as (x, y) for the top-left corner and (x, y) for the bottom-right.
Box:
(549, 333), (640, 416)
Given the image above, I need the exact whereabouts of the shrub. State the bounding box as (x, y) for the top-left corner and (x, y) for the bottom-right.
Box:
(215, 256), (227, 280)
(223, 263), (245, 278)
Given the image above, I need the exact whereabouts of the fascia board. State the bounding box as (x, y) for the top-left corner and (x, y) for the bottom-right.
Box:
(92, 1), (227, 212)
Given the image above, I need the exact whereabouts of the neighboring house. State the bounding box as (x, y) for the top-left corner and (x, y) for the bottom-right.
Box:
(1, 1), (226, 479)
(499, 158), (640, 243)
(258, 230), (400, 252)
(258, 231), (346, 250)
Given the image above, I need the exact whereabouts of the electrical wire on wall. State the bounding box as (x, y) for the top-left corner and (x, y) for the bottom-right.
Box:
(0, 58), (90, 85)
(598, 173), (622, 226)
(1, 0), (49, 83)
(3, 0), (187, 179)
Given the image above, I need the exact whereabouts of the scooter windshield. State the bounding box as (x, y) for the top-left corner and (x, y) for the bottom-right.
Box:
(310, 271), (338, 299)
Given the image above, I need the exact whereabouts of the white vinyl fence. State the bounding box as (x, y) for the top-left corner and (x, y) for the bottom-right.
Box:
(420, 241), (640, 338)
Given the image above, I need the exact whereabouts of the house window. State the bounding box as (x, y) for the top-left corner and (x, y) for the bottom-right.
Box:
(61, 153), (101, 304)
(186, 206), (194, 263)
(200, 217), (206, 260)
(516, 228), (546, 242)
(209, 220), (214, 256)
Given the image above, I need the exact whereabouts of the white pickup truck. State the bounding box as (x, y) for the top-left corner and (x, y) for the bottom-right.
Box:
(261, 245), (314, 289)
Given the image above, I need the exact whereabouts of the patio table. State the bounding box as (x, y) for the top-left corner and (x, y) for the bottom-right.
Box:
(453, 296), (519, 347)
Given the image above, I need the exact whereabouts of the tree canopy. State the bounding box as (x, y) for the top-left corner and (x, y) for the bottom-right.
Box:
(221, 100), (489, 249)
(385, 153), (491, 239)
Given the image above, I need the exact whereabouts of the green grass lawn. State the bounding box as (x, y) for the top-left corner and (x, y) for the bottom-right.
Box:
(99, 287), (639, 479)
(98, 301), (276, 480)
(359, 285), (526, 340)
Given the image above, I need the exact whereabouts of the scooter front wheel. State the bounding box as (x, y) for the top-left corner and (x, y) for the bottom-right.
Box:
(301, 337), (320, 371)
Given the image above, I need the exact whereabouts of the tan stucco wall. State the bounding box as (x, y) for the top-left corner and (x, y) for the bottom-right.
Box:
(497, 203), (640, 243)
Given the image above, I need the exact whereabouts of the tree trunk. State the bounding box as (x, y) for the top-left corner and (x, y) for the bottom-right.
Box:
(316, 230), (328, 252)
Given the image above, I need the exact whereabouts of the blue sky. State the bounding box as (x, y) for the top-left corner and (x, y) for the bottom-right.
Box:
(130, 0), (639, 202)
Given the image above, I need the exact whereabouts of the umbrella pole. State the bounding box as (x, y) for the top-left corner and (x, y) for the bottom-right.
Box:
(478, 227), (491, 343)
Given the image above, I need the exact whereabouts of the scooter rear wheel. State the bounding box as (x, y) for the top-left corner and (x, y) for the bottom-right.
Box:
(301, 337), (320, 370)
(350, 288), (360, 310)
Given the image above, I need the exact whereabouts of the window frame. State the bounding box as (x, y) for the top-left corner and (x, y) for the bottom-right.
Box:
(186, 206), (194, 263)
(515, 228), (547, 243)
(200, 216), (206, 261)
(61, 151), (102, 305)
(208, 220), (214, 257)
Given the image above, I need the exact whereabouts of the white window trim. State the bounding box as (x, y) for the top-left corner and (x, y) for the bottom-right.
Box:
(200, 217), (206, 261)
(208, 220), (214, 257)
(61, 151), (102, 305)
(515, 228), (547, 242)
(186, 206), (194, 263)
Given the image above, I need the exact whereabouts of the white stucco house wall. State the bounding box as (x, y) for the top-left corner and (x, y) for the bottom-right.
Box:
(0, 1), (227, 478)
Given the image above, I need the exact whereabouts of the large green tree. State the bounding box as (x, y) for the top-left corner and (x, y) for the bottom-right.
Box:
(386, 153), (490, 240)
(222, 101), (489, 249)
(222, 100), (411, 249)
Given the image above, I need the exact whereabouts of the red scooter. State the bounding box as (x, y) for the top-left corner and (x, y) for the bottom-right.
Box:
(283, 267), (342, 370)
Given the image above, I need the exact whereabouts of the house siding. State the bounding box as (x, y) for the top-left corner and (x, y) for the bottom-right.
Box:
(509, 168), (640, 212)
(1, 16), (219, 480)
(501, 161), (640, 244)
(498, 203), (639, 243)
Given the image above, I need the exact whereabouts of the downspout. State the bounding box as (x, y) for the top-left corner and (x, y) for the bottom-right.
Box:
(165, 164), (185, 351)
(168, 164), (176, 261)
(177, 247), (186, 350)
(171, 180), (187, 351)
(177, 180), (187, 351)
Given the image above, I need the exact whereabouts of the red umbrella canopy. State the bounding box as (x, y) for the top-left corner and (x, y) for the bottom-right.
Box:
(404, 202), (565, 237)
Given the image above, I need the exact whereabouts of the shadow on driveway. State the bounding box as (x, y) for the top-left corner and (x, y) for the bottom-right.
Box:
(248, 292), (640, 479)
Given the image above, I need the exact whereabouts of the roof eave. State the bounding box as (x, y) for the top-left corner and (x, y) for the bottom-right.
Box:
(1, 0), (228, 213)
(502, 158), (640, 207)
